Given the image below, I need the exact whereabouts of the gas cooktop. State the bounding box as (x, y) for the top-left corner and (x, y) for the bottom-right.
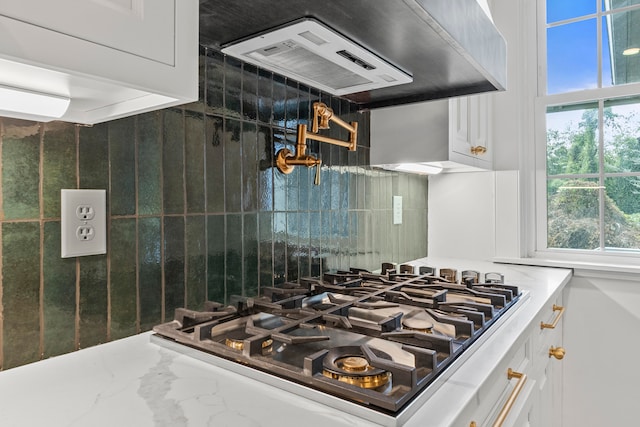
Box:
(152, 264), (523, 418)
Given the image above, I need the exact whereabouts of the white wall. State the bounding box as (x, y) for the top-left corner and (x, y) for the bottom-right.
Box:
(427, 171), (495, 260)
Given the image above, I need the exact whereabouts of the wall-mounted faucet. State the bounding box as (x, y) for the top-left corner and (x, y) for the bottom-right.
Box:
(275, 102), (358, 185)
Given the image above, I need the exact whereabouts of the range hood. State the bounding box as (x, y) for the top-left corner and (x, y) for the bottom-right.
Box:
(200, 0), (506, 109)
(221, 19), (413, 96)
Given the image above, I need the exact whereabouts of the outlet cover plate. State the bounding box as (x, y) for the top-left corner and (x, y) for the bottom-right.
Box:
(393, 195), (402, 225)
(61, 189), (107, 258)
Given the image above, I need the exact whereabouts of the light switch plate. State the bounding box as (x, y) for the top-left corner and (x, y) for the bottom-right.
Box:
(393, 195), (403, 225)
(61, 189), (107, 258)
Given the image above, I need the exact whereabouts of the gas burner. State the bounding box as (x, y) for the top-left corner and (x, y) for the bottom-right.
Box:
(224, 337), (274, 352)
(401, 316), (434, 334)
(322, 346), (392, 389)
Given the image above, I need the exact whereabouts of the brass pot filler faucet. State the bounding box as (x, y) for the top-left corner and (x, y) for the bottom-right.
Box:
(275, 102), (358, 185)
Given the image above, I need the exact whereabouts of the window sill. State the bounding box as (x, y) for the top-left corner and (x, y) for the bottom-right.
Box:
(492, 256), (640, 280)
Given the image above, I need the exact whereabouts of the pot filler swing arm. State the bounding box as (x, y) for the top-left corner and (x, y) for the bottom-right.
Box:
(275, 102), (358, 185)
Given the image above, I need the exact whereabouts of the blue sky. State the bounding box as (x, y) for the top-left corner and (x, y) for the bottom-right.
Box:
(546, 1), (613, 94)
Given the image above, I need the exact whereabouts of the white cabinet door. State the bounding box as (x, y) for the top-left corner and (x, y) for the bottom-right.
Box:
(533, 295), (565, 427)
(450, 95), (471, 154)
(0, 0), (174, 65)
(449, 94), (493, 170)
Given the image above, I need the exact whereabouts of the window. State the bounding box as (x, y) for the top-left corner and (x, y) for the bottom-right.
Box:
(538, 0), (640, 256)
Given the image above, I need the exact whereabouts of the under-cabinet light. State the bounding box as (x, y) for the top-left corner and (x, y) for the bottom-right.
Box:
(0, 84), (70, 119)
(393, 163), (443, 175)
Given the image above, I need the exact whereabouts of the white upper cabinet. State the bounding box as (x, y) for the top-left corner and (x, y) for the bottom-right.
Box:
(0, 0), (198, 124)
(370, 93), (494, 173)
(449, 94), (493, 170)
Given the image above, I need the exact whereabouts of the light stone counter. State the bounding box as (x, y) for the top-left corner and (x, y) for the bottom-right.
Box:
(0, 258), (572, 427)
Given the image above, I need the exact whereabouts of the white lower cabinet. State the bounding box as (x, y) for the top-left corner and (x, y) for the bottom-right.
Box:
(454, 290), (566, 427)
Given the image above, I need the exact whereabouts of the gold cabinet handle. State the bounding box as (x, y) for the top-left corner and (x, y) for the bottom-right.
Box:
(470, 369), (527, 427)
(549, 346), (565, 360)
(540, 304), (565, 329)
(470, 145), (487, 155)
(494, 369), (528, 427)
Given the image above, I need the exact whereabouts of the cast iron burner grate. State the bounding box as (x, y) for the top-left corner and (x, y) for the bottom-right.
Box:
(152, 264), (522, 414)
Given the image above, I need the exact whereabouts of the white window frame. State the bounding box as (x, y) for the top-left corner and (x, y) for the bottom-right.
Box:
(532, 0), (640, 266)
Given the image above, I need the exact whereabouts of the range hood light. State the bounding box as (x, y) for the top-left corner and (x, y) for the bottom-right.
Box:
(0, 84), (70, 119)
(376, 163), (443, 175)
(395, 163), (443, 175)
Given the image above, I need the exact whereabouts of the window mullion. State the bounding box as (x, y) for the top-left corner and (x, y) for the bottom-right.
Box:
(597, 2), (603, 89)
(598, 99), (606, 250)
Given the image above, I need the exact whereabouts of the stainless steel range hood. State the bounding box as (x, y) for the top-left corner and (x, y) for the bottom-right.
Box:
(199, 0), (506, 109)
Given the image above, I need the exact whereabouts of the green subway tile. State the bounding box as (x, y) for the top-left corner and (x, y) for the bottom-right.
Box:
(309, 212), (321, 276)
(242, 122), (258, 212)
(286, 212), (299, 281)
(109, 117), (136, 216)
(298, 166), (310, 211)
(257, 125), (274, 212)
(243, 213), (258, 297)
(273, 212), (286, 284)
(78, 255), (108, 348)
(138, 216), (162, 330)
(225, 57), (242, 115)
(320, 211), (331, 273)
(285, 82), (299, 131)
(286, 165), (299, 212)
(273, 167), (286, 212)
(308, 167), (321, 211)
(205, 115), (225, 213)
(43, 221), (76, 358)
(2, 222), (40, 368)
(224, 119), (242, 212)
(79, 123), (109, 190)
(298, 212), (310, 278)
(207, 214), (225, 303)
(320, 167), (332, 212)
(205, 49), (224, 113)
(185, 112), (205, 213)
(186, 215), (206, 310)
(226, 214), (243, 298)
(242, 63), (258, 121)
(138, 112), (162, 216)
(42, 122), (77, 219)
(2, 128), (40, 219)
(110, 218), (137, 339)
(163, 109), (185, 214)
(258, 212), (273, 290)
(361, 152), (371, 211)
(272, 75), (286, 127)
(164, 216), (185, 316)
(257, 69), (273, 124)
(348, 151), (358, 209)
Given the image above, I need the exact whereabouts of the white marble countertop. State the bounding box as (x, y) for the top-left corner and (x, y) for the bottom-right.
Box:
(0, 258), (572, 427)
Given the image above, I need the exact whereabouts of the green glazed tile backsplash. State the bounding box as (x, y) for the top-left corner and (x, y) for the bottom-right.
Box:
(0, 47), (428, 370)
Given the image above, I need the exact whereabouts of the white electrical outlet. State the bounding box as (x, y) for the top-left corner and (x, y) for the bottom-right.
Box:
(61, 189), (107, 258)
(393, 195), (403, 225)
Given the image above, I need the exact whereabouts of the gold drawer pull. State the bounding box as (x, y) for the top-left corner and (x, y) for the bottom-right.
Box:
(470, 369), (527, 427)
(494, 369), (528, 427)
(540, 304), (565, 329)
(549, 346), (565, 360)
